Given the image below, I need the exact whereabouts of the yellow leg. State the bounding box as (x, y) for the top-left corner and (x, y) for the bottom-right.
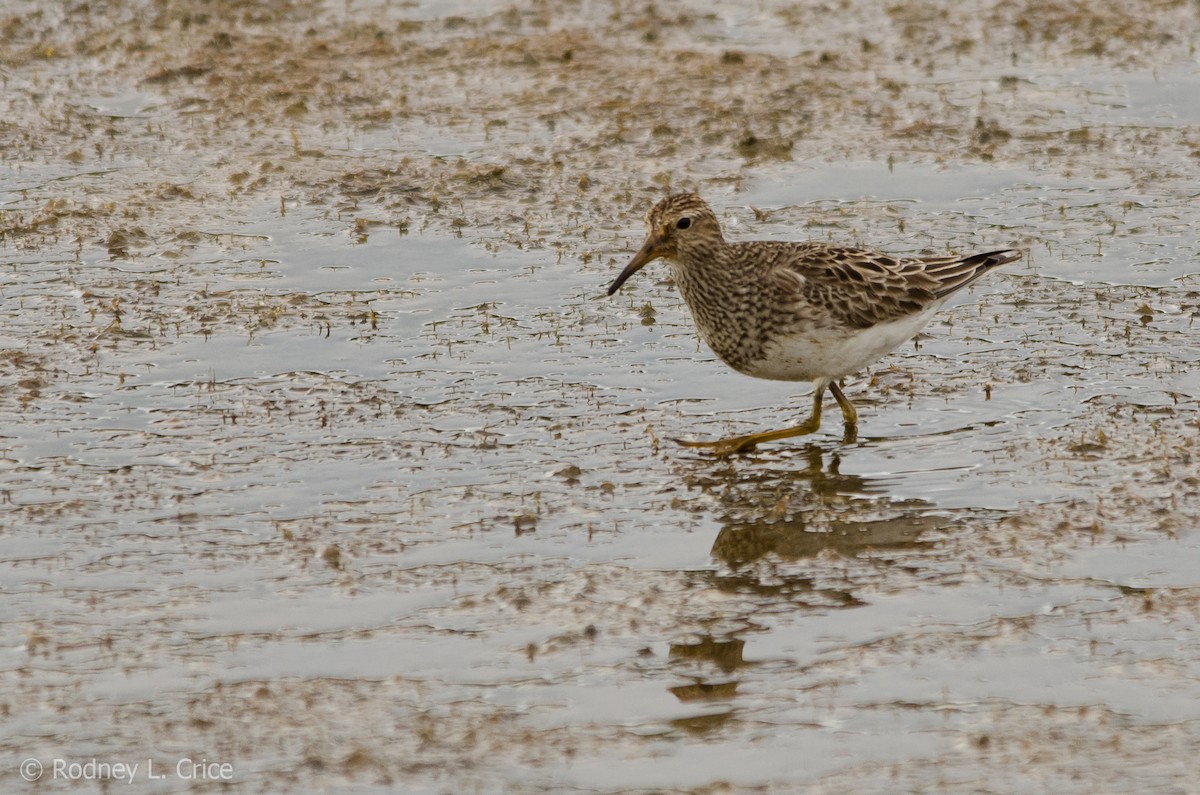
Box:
(675, 384), (828, 455)
(829, 381), (858, 443)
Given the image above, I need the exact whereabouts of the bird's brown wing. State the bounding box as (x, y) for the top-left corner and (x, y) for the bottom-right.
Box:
(904, 249), (1022, 299)
(762, 243), (941, 329)
(760, 243), (1019, 328)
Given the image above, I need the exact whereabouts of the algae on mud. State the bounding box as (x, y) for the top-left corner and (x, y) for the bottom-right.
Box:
(3, 0), (1200, 792)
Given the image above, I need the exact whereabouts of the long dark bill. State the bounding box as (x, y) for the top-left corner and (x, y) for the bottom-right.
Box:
(606, 237), (662, 296)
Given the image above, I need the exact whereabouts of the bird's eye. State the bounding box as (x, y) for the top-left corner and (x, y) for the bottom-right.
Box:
(675, 217), (692, 230)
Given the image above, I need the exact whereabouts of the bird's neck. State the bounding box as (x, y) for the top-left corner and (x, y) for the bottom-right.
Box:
(669, 246), (753, 327)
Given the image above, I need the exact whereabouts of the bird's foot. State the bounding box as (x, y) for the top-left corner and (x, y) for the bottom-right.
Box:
(672, 417), (829, 456)
(673, 433), (765, 456)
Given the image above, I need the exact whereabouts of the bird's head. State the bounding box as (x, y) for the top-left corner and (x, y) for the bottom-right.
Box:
(607, 193), (723, 295)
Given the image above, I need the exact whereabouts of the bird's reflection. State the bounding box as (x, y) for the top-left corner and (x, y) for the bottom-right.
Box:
(665, 637), (743, 734)
(663, 442), (954, 730)
(669, 636), (745, 674)
(706, 443), (945, 575)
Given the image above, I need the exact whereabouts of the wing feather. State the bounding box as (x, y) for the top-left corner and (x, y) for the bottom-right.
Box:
(752, 243), (1019, 328)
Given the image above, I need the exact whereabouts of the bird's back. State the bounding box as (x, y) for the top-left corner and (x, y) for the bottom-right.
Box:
(745, 243), (1021, 330)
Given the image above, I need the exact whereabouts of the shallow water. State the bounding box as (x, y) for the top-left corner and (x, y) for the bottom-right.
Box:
(3, 0), (1200, 792)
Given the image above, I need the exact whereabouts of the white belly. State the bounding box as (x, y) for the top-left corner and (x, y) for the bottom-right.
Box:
(740, 310), (938, 382)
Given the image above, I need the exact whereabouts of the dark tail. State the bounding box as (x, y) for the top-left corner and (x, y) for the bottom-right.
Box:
(922, 249), (1022, 299)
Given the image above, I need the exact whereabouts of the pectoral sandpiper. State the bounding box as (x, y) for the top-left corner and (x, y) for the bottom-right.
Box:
(607, 193), (1021, 454)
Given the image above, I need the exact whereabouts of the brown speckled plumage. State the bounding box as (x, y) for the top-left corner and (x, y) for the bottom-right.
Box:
(607, 193), (1021, 453)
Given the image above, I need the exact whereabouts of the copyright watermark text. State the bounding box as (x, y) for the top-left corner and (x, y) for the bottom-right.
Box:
(19, 757), (234, 784)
